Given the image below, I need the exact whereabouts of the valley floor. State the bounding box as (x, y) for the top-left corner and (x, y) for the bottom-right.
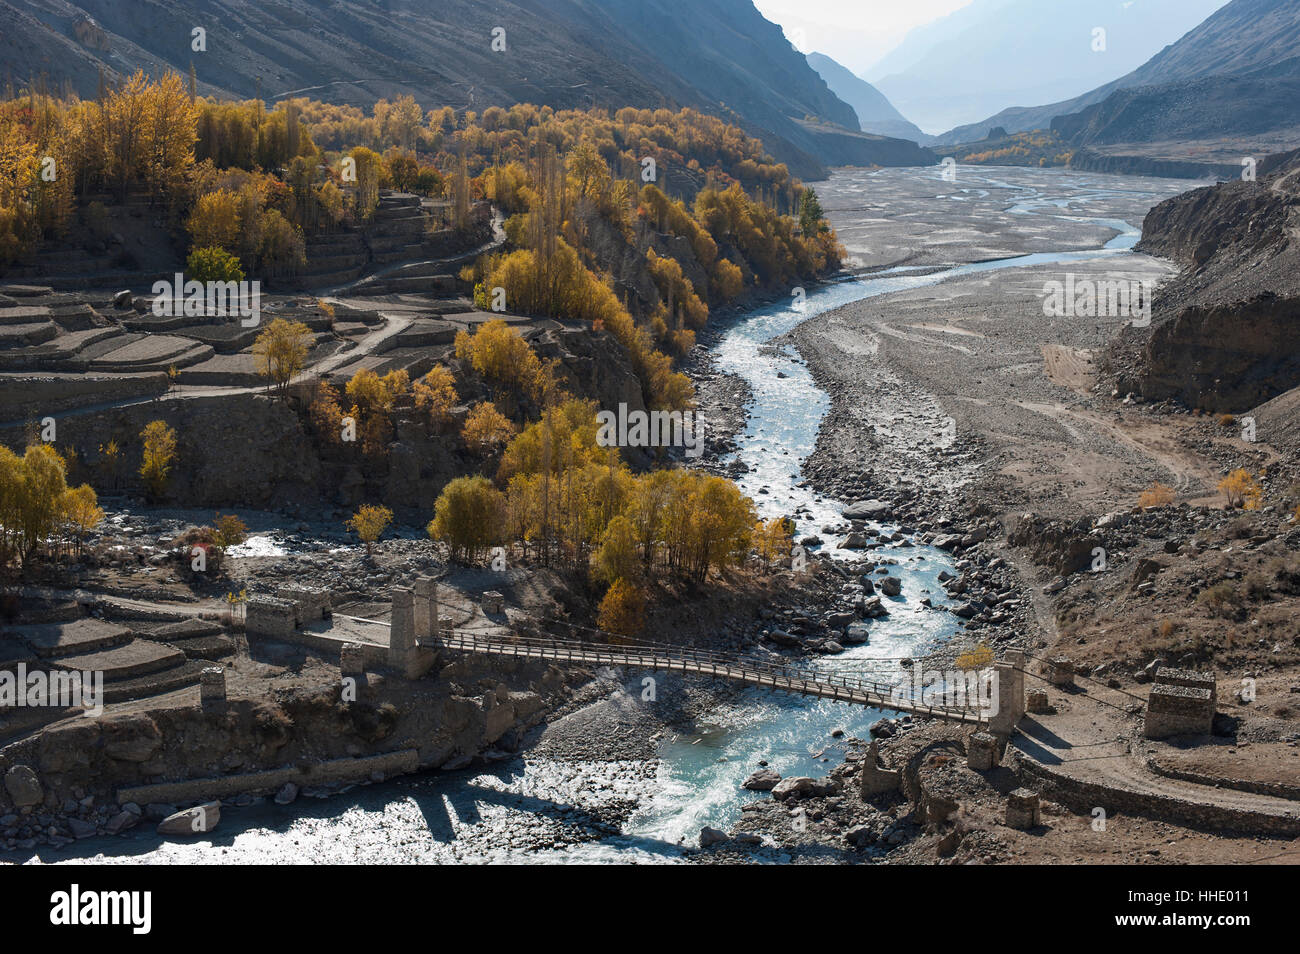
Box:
(728, 165), (1300, 863)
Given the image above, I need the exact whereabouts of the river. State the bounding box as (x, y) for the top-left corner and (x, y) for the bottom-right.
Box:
(50, 164), (1197, 864)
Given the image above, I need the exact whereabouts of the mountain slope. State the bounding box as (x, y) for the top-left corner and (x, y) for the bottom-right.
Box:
(937, 0), (1297, 145)
(806, 52), (926, 142)
(873, 0), (1228, 137)
(0, 0), (924, 178)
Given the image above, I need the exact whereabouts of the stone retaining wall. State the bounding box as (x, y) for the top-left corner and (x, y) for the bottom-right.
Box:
(0, 372), (168, 422)
(1011, 749), (1300, 837)
(1144, 754), (1300, 802)
(115, 749), (420, 806)
(245, 626), (387, 667)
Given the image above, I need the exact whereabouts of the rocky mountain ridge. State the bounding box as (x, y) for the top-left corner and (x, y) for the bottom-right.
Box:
(0, 0), (930, 178)
(935, 0), (1300, 149)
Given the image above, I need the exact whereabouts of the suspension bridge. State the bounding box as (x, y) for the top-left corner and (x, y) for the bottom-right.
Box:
(424, 629), (993, 725)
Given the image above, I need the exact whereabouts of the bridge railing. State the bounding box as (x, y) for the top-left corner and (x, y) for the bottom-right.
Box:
(433, 628), (987, 718)
(507, 625), (908, 694)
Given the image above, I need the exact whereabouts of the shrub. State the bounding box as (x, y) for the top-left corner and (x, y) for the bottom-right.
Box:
(1137, 482), (1175, 508)
(1218, 468), (1262, 509)
(1197, 581), (1240, 618)
(213, 512), (249, 550)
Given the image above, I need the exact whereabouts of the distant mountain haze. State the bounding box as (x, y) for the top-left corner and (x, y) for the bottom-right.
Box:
(938, 0), (1300, 148)
(864, 0), (1017, 81)
(805, 52), (927, 142)
(754, 0), (976, 76)
(869, 0), (1230, 135)
(0, 0), (924, 178)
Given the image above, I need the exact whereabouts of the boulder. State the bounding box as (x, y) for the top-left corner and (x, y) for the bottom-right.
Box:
(861, 596), (888, 618)
(766, 629), (800, 648)
(842, 622), (870, 644)
(880, 577), (902, 597)
(104, 811), (139, 835)
(844, 500), (891, 520)
(274, 782), (299, 805)
(145, 803), (177, 821)
(4, 766), (42, 808)
(771, 776), (815, 801)
(742, 768), (782, 791)
(157, 801), (220, 837)
(699, 826), (729, 847)
(67, 817), (98, 840)
(845, 824), (875, 847)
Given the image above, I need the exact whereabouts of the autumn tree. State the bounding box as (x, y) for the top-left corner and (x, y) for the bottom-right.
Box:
(253, 318), (312, 393)
(139, 420), (177, 500)
(346, 504), (393, 556)
(308, 379), (346, 443)
(187, 189), (242, 252)
(453, 319), (557, 409)
(593, 515), (640, 584)
(597, 578), (646, 638)
(754, 516), (793, 572)
(413, 365), (458, 431)
(61, 484), (103, 557)
(345, 367), (409, 454)
(349, 146), (382, 220)
(428, 476), (507, 563)
(462, 402), (516, 456)
(213, 512), (249, 550)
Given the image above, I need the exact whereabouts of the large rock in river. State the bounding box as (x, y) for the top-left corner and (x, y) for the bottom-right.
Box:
(743, 768), (782, 791)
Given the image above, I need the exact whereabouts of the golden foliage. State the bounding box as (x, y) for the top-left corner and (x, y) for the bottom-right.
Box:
(213, 512), (249, 550)
(753, 516), (794, 571)
(0, 444), (68, 566)
(413, 365), (458, 430)
(187, 188), (242, 252)
(453, 319), (556, 407)
(139, 420), (177, 499)
(462, 401), (517, 455)
(253, 318), (312, 392)
(308, 379), (346, 443)
(955, 641), (995, 672)
(597, 578), (647, 638)
(428, 475), (507, 562)
(1137, 481), (1176, 508)
(346, 504), (393, 555)
(1218, 468), (1263, 510)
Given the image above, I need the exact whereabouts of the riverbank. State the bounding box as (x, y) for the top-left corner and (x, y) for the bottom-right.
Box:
(711, 166), (1300, 863)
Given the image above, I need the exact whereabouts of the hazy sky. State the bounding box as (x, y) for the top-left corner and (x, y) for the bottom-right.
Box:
(754, 0), (975, 75)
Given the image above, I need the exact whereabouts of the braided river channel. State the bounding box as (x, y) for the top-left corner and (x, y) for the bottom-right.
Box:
(53, 165), (1196, 864)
